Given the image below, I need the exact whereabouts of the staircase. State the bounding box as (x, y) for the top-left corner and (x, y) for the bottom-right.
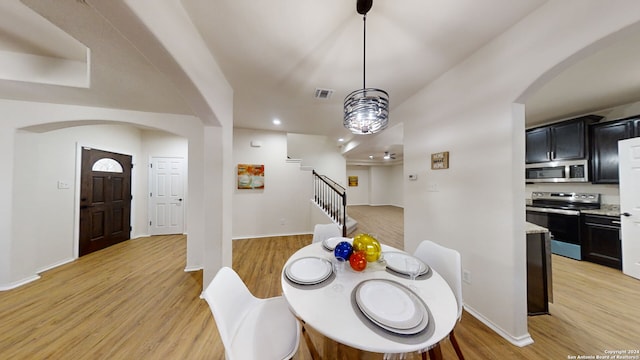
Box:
(312, 170), (358, 236)
(345, 216), (358, 236)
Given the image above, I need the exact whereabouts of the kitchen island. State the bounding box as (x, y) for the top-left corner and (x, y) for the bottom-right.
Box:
(526, 222), (552, 315)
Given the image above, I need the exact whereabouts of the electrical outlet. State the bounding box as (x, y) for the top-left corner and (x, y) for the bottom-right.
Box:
(462, 269), (472, 284)
(57, 181), (70, 189)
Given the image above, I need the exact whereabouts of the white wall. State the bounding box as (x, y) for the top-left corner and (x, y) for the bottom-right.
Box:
(233, 129), (314, 238)
(9, 124), (193, 285)
(346, 165), (404, 207)
(11, 125), (146, 282)
(400, 0), (640, 347)
(0, 99), (219, 290)
(287, 133), (347, 185)
(346, 166), (370, 205)
(2, 0), (236, 290)
(370, 165), (404, 207)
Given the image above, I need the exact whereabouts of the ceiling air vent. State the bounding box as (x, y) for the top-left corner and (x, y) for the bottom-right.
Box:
(314, 88), (334, 100)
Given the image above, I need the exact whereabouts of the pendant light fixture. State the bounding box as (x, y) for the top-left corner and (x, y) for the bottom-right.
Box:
(343, 0), (389, 135)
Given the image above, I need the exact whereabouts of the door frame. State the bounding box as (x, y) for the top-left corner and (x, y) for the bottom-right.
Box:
(619, 137), (640, 280)
(73, 142), (136, 259)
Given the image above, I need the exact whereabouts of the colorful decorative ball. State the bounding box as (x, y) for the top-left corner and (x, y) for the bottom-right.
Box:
(352, 233), (381, 262)
(349, 251), (367, 271)
(334, 241), (353, 261)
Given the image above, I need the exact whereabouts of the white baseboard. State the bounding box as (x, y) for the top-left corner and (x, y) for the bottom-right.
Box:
(184, 265), (203, 272)
(463, 304), (534, 347)
(232, 231), (312, 240)
(1, 257), (76, 291)
(38, 257), (75, 274)
(0, 274), (41, 291)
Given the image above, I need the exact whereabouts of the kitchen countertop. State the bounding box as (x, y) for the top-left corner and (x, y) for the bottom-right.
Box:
(526, 222), (549, 234)
(580, 204), (621, 217)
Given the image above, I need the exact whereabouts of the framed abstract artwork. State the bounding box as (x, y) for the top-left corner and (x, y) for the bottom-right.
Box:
(237, 164), (265, 189)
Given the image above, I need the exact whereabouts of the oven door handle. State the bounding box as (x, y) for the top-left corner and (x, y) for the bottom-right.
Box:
(526, 206), (580, 216)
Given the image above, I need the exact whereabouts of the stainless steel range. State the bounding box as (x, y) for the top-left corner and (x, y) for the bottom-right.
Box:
(526, 192), (601, 260)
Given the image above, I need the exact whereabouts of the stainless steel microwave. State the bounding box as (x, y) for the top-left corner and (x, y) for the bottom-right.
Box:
(525, 159), (589, 183)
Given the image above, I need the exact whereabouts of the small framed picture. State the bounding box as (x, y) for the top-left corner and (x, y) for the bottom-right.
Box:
(237, 163), (265, 189)
(431, 151), (449, 170)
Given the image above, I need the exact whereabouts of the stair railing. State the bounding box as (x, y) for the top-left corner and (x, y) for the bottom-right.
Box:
(312, 170), (347, 236)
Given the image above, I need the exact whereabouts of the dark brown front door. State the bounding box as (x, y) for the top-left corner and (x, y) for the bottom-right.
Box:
(79, 148), (132, 256)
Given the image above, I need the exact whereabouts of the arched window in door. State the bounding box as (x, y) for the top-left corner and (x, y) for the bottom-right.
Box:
(91, 158), (124, 173)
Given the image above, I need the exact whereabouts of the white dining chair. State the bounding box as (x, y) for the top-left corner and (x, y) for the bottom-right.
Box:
(202, 267), (301, 360)
(414, 240), (465, 360)
(311, 223), (341, 243)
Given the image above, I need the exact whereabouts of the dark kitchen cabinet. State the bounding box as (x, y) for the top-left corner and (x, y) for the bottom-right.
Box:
(526, 115), (601, 164)
(527, 230), (552, 315)
(590, 115), (640, 184)
(525, 127), (551, 163)
(581, 214), (621, 269)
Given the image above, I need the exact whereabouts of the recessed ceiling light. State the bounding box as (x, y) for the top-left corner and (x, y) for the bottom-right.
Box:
(369, 155), (374, 159)
(338, 138), (345, 142)
(273, 118), (281, 125)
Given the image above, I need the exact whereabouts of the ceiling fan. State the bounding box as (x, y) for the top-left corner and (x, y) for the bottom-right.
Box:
(383, 151), (396, 160)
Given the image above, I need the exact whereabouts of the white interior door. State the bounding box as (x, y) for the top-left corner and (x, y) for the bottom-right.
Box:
(619, 137), (640, 280)
(149, 157), (185, 235)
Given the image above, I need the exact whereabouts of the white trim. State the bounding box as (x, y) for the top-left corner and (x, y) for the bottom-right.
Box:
(232, 231), (313, 241)
(74, 143), (82, 260)
(37, 257), (75, 274)
(0, 275), (41, 291)
(463, 304), (534, 347)
(184, 266), (203, 272)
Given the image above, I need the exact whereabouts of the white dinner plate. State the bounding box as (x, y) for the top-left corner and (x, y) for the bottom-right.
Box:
(323, 237), (351, 251)
(355, 280), (424, 330)
(285, 257), (332, 285)
(364, 306), (429, 335)
(383, 252), (429, 275)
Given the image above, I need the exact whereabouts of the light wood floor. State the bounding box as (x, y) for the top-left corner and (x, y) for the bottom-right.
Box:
(1, 206), (638, 359)
(347, 205), (404, 249)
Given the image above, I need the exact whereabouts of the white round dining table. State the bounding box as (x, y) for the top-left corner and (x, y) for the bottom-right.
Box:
(281, 242), (458, 356)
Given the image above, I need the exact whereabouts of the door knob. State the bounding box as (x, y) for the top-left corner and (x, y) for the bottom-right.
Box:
(621, 212), (631, 217)
(178, 198), (183, 202)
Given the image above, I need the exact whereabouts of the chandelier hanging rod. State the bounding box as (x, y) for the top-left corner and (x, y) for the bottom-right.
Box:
(362, 14), (366, 89)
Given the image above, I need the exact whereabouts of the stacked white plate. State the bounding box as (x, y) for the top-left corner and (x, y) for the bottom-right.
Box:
(383, 252), (429, 276)
(322, 237), (351, 252)
(285, 257), (333, 285)
(355, 279), (428, 334)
